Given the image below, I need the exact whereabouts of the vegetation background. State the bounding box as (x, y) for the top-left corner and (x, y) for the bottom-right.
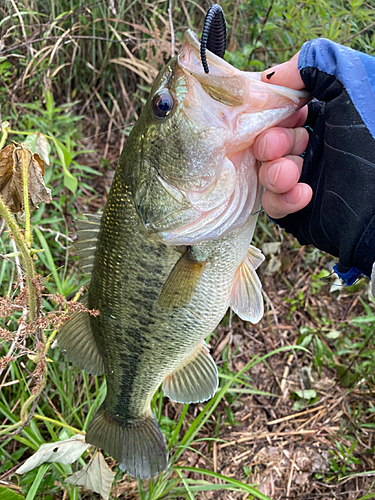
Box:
(1, 0), (375, 499)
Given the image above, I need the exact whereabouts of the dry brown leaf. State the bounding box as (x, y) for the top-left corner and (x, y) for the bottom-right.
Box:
(65, 450), (115, 500)
(0, 143), (52, 213)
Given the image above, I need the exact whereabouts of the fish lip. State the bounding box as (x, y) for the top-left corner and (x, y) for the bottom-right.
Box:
(179, 29), (234, 75)
(178, 29), (311, 106)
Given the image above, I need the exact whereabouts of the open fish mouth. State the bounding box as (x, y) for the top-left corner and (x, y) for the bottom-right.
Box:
(143, 30), (310, 246)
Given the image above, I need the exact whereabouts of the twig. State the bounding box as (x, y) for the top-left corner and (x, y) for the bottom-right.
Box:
(0, 239), (28, 379)
(262, 289), (282, 342)
(219, 429), (321, 449)
(168, 0), (175, 57)
(0, 391), (42, 441)
(228, 0), (240, 51)
(266, 404), (326, 425)
(248, 0), (274, 63)
(8, 0), (32, 60)
(286, 451), (297, 497)
(342, 20), (375, 44)
(35, 225), (74, 251)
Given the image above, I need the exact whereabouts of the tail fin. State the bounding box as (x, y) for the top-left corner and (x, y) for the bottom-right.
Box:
(85, 406), (167, 479)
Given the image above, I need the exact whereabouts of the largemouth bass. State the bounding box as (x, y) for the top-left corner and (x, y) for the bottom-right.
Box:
(58, 30), (309, 478)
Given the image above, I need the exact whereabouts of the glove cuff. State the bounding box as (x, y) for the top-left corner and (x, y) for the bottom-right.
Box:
(333, 264), (361, 286)
(352, 214), (375, 279)
(298, 38), (375, 140)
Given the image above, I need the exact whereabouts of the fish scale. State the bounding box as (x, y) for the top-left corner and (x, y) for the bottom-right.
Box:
(58, 28), (310, 479)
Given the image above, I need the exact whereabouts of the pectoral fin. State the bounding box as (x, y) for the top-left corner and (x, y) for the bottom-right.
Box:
(163, 342), (218, 404)
(159, 248), (206, 309)
(230, 245), (264, 324)
(58, 295), (104, 375)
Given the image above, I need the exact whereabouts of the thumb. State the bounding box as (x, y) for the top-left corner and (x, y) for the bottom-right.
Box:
(261, 52), (305, 90)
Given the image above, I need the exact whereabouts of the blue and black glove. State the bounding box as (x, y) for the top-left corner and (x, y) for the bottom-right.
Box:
(274, 39), (375, 286)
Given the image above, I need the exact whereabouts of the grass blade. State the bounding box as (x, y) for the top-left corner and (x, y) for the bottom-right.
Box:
(176, 467), (272, 500)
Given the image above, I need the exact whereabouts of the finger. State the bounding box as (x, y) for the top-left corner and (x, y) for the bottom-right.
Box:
(261, 52), (304, 89)
(254, 127), (309, 162)
(259, 156), (304, 194)
(276, 106), (308, 128)
(262, 183), (313, 219)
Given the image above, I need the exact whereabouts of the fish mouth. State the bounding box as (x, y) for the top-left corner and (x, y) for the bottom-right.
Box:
(138, 29), (311, 246)
(178, 30), (311, 108)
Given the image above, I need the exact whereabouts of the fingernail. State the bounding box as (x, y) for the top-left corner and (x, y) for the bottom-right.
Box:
(267, 162), (281, 187)
(257, 135), (268, 161)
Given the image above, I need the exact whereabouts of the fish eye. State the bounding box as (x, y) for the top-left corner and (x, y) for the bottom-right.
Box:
(152, 92), (174, 119)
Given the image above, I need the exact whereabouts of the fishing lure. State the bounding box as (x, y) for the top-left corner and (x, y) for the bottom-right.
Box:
(200, 4), (227, 73)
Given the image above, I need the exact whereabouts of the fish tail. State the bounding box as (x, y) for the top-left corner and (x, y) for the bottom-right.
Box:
(85, 406), (167, 479)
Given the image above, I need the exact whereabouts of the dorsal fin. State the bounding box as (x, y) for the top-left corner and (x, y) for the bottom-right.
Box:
(74, 214), (101, 274)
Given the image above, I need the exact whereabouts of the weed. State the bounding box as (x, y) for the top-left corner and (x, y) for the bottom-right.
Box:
(328, 440), (361, 481)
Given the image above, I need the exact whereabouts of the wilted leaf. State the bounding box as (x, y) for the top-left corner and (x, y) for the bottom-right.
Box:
(261, 242), (281, 256)
(325, 330), (341, 340)
(265, 255), (282, 275)
(292, 389), (317, 400)
(16, 434), (89, 474)
(0, 144), (52, 213)
(0, 487), (25, 500)
(24, 133), (51, 165)
(65, 451), (115, 500)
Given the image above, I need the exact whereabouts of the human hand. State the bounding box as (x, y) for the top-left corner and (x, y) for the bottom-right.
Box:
(255, 40), (375, 284)
(254, 52), (311, 219)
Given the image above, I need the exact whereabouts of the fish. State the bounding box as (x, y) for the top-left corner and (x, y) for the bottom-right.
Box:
(58, 29), (310, 479)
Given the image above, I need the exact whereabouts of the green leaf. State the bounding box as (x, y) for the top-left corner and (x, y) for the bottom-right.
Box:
(25, 464), (50, 500)
(0, 488), (25, 500)
(52, 139), (77, 194)
(33, 227), (63, 294)
(44, 90), (54, 117)
(24, 133), (51, 166)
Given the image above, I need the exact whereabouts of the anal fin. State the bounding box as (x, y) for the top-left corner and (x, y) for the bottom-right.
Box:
(58, 295), (104, 375)
(159, 248), (206, 309)
(163, 342), (218, 404)
(230, 245), (264, 324)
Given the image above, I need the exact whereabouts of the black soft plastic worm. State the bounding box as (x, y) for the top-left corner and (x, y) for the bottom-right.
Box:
(200, 4), (227, 74)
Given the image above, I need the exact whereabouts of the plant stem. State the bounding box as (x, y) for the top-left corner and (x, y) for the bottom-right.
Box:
(0, 196), (37, 321)
(33, 414), (85, 435)
(0, 121), (10, 150)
